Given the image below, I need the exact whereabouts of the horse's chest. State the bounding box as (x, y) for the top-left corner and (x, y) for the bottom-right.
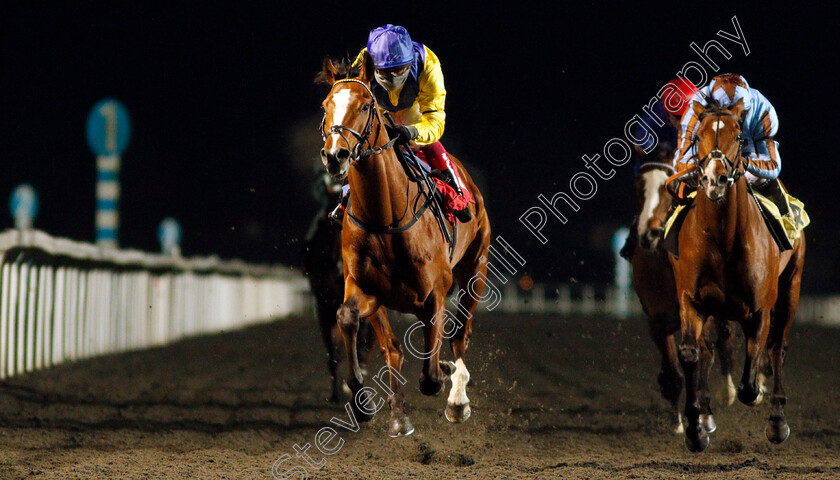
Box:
(348, 241), (442, 300)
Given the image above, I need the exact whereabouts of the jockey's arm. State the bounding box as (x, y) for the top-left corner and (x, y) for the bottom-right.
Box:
(672, 99), (702, 172)
(413, 46), (446, 146)
(743, 91), (781, 180)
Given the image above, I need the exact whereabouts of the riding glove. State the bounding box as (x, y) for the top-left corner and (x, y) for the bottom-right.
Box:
(386, 124), (419, 144)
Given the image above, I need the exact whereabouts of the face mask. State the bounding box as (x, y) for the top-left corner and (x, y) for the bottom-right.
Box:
(375, 69), (410, 91)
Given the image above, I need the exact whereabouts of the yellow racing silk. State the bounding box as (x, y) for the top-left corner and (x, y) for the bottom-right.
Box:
(354, 45), (446, 146)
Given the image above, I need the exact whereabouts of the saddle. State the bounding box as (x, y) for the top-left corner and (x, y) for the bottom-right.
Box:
(662, 188), (810, 258)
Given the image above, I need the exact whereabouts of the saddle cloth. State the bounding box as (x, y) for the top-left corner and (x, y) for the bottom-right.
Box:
(412, 149), (475, 224)
(662, 190), (809, 258)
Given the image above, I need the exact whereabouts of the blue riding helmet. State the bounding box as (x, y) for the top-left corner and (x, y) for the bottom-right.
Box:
(367, 24), (414, 69)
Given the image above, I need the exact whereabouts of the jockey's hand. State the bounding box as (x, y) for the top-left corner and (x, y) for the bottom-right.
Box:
(385, 124), (419, 144)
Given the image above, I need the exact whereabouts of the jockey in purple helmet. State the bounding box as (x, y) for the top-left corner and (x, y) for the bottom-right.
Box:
(329, 24), (471, 224)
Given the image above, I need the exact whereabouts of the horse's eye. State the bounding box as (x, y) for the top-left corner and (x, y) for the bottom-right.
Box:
(361, 104), (370, 112)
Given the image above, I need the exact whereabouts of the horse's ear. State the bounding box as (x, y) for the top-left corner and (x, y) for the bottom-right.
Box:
(317, 56), (339, 86)
(729, 98), (746, 122)
(358, 51), (375, 84)
(692, 101), (706, 118)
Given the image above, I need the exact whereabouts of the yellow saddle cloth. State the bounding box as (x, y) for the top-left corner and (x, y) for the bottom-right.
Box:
(663, 190), (810, 255)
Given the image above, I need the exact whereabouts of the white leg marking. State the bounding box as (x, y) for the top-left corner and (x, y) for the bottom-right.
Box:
(447, 358), (470, 406)
(674, 414), (685, 434)
(726, 374), (737, 406)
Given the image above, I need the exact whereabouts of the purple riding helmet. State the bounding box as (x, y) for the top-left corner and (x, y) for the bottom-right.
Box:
(367, 24), (414, 91)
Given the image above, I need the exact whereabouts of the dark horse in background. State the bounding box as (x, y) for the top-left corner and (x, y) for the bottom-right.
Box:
(630, 147), (738, 435)
(318, 54), (491, 437)
(668, 99), (805, 452)
(302, 172), (374, 403)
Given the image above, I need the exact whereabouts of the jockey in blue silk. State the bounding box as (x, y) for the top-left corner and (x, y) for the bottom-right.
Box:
(673, 74), (792, 216)
(329, 24), (471, 224)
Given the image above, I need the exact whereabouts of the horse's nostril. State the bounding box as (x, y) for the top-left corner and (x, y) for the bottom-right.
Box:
(336, 148), (351, 162)
(320, 149), (328, 162)
(718, 175), (728, 185)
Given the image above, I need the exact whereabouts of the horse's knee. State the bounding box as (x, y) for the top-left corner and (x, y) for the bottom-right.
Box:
(679, 344), (699, 365)
(336, 304), (359, 332)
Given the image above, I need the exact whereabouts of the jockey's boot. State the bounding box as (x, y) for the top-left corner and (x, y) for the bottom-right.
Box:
(433, 166), (472, 222)
(755, 178), (789, 216)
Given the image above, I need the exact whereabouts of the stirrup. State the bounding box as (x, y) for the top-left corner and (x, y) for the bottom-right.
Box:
(328, 204), (345, 226)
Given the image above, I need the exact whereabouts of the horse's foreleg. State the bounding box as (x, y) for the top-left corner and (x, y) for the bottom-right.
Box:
(738, 308), (771, 406)
(315, 292), (345, 403)
(697, 322), (717, 435)
(678, 293), (711, 452)
(650, 318), (684, 434)
(766, 251), (802, 444)
(337, 281), (379, 423)
(445, 267), (485, 423)
(418, 292), (451, 397)
(366, 307), (414, 437)
(714, 318), (738, 406)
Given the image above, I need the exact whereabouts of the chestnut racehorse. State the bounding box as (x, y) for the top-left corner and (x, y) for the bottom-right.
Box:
(631, 149), (738, 435)
(318, 54), (491, 437)
(668, 99), (805, 452)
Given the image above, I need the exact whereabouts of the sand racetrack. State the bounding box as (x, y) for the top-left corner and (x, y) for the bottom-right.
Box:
(0, 312), (837, 479)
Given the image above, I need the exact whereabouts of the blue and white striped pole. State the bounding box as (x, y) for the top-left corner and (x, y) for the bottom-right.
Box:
(96, 155), (120, 248)
(86, 99), (131, 249)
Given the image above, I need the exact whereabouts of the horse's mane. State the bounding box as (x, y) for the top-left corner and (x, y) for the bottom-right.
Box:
(314, 55), (360, 86)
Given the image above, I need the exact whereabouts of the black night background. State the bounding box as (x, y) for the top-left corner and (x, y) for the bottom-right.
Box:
(3, 2), (838, 292)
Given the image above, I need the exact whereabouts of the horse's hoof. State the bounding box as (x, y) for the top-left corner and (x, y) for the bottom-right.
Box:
(350, 389), (376, 423)
(738, 385), (764, 406)
(684, 427), (710, 453)
(700, 414), (717, 434)
(445, 402), (471, 423)
(388, 416), (415, 437)
(439, 360), (457, 376)
(766, 418), (790, 444)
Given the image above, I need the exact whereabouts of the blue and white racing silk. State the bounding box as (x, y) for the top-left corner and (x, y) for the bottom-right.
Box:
(673, 75), (780, 181)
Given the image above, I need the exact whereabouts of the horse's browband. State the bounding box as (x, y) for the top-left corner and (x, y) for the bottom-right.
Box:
(330, 78), (374, 97)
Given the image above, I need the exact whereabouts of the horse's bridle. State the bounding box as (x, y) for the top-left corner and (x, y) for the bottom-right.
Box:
(694, 111), (746, 187)
(320, 78), (397, 162)
(666, 110), (746, 202)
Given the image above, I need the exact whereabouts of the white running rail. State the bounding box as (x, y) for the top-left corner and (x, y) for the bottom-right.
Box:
(0, 229), (311, 379)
